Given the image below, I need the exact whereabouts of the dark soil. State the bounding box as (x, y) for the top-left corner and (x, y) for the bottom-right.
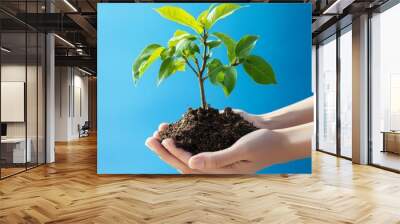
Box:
(159, 107), (258, 155)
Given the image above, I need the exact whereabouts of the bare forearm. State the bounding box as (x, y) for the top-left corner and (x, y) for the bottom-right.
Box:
(262, 122), (313, 166)
(235, 122), (313, 168)
(257, 96), (314, 129)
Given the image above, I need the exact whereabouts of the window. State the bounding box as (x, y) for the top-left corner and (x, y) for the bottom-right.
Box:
(370, 2), (400, 171)
(339, 27), (352, 158)
(317, 35), (337, 154)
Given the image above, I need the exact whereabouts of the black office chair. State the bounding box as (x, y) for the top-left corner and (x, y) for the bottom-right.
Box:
(79, 121), (90, 138)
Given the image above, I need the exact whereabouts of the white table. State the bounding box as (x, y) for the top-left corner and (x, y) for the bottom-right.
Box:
(1, 138), (32, 163)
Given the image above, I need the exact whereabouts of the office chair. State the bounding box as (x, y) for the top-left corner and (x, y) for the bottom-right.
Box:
(79, 121), (90, 138)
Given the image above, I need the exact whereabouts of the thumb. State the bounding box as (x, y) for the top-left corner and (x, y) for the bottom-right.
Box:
(188, 147), (243, 170)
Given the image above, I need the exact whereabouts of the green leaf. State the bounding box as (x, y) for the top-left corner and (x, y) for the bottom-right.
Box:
(175, 39), (190, 56)
(206, 3), (242, 29)
(158, 57), (175, 85)
(175, 38), (199, 57)
(168, 30), (196, 48)
(188, 42), (200, 55)
(197, 4), (216, 28)
(174, 58), (186, 72)
(207, 59), (224, 84)
(155, 6), (203, 33)
(132, 44), (164, 83)
(235, 35), (259, 59)
(213, 32), (236, 63)
(243, 55), (276, 84)
(207, 62), (237, 95)
(207, 40), (222, 49)
(157, 57), (186, 85)
(220, 66), (237, 96)
(160, 46), (175, 60)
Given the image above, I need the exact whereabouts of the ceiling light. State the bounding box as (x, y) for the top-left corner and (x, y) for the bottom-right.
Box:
(1, 47), (11, 53)
(322, 0), (354, 15)
(54, 34), (75, 48)
(63, 0), (78, 12)
(78, 67), (93, 76)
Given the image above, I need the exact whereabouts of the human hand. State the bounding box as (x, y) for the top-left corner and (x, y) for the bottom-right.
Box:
(161, 128), (287, 174)
(145, 120), (312, 174)
(229, 109), (268, 129)
(145, 123), (201, 174)
(144, 107), (268, 174)
(145, 122), (257, 174)
(181, 123), (312, 173)
(146, 124), (299, 174)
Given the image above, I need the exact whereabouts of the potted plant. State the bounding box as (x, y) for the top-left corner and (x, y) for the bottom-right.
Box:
(132, 3), (276, 154)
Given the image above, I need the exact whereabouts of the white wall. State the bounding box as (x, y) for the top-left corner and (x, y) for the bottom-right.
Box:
(55, 67), (89, 141)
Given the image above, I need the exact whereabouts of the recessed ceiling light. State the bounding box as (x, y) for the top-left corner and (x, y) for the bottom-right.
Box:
(63, 0), (78, 12)
(1, 47), (11, 53)
(78, 67), (93, 76)
(54, 34), (75, 48)
(322, 0), (353, 15)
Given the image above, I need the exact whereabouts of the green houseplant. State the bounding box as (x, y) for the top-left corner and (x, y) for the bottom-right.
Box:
(133, 3), (276, 154)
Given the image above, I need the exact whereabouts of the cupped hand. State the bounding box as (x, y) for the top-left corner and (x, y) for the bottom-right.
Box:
(162, 128), (287, 174)
(145, 124), (288, 174)
(145, 123), (247, 174)
(145, 123), (201, 174)
(145, 110), (311, 174)
(228, 109), (267, 129)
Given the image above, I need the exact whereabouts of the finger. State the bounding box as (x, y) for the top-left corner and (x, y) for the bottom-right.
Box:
(188, 147), (244, 170)
(145, 137), (194, 174)
(232, 109), (245, 116)
(153, 131), (160, 140)
(158, 123), (169, 132)
(161, 138), (192, 165)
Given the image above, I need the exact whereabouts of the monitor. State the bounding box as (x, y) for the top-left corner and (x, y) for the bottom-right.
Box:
(1, 123), (7, 137)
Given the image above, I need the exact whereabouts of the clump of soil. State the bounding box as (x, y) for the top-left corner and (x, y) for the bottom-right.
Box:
(159, 107), (258, 155)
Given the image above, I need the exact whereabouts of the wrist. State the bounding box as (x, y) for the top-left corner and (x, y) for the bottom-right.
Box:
(258, 112), (285, 129)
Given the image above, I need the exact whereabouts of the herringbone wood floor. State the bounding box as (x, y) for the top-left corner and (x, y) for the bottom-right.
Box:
(1, 135), (400, 224)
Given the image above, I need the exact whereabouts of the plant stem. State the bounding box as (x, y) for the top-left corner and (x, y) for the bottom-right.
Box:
(198, 30), (209, 109)
(198, 76), (207, 109)
(183, 57), (198, 77)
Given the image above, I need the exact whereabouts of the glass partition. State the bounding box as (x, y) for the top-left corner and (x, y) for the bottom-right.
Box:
(38, 32), (45, 165)
(317, 35), (337, 154)
(0, 1), (46, 179)
(339, 27), (352, 158)
(370, 3), (400, 171)
(1, 31), (28, 177)
(27, 31), (38, 169)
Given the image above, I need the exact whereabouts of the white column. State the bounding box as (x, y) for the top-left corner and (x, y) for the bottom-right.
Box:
(352, 14), (369, 164)
(312, 45), (317, 151)
(46, 32), (55, 163)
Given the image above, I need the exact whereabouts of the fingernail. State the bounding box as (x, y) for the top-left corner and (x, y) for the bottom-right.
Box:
(189, 157), (204, 169)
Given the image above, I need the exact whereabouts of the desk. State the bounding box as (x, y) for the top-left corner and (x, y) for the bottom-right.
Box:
(1, 138), (31, 163)
(382, 131), (400, 154)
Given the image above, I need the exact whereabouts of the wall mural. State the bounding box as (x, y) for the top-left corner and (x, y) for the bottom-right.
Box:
(98, 3), (312, 174)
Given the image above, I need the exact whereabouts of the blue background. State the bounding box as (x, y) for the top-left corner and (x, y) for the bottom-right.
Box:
(98, 3), (312, 174)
